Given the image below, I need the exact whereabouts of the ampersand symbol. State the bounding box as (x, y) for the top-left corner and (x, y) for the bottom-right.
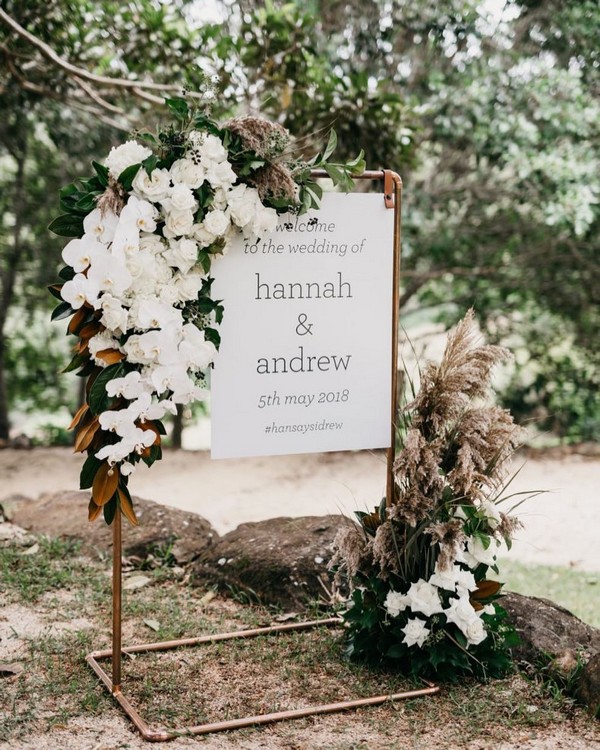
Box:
(295, 313), (313, 336)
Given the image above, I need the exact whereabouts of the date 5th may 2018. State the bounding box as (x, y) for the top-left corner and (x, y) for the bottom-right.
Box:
(257, 389), (349, 409)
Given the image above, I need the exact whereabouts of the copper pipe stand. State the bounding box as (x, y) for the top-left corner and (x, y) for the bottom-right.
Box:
(86, 617), (439, 742)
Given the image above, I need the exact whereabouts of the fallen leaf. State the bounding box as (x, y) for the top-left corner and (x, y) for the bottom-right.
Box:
(273, 612), (299, 623)
(123, 575), (152, 591)
(144, 619), (160, 632)
(21, 543), (39, 556)
(199, 590), (217, 606)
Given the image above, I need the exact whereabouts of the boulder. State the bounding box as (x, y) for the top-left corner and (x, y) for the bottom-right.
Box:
(193, 515), (353, 609)
(502, 592), (600, 665)
(577, 652), (600, 718)
(6, 491), (217, 564)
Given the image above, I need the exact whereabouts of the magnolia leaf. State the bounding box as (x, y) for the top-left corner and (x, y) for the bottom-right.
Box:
(51, 301), (75, 321)
(92, 462), (119, 506)
(47, 284), (64, 301)
(68, 402), (89, 431)
(74, 416), (101, 453)
(80, 453), (102, 490)
(95, 348), (125, 365)
(103, 496), (117, 525)
(67, 306), (89, 335)
(62, 352), (86, 374)
(471, 580), (502, 600)
(141, 443), (162, 467)
(58, 264), (76, 282)
(117, 486), (139, 527)
(48, 214), (84, 237)
(78, 320), (102, 340)
(88, 363), (125, 414)
(88, 497), (102, 522)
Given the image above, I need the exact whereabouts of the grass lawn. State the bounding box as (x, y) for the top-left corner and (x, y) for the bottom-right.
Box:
(497, 558), (600, 627)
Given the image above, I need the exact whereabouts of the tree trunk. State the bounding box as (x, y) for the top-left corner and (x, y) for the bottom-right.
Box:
(0, 331), (9, 440)
(0, 110), (27, 440)
(171, 404), (184, 449)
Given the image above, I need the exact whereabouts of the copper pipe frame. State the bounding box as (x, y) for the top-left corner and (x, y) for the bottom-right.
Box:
(86, 171), (427, 742)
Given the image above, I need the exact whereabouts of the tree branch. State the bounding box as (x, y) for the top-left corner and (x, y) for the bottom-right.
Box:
(0, 8), (201, 107)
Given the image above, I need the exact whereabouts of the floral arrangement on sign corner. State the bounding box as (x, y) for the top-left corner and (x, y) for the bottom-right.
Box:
(49, 97), (365, 526)
(330, 311), (528, 680)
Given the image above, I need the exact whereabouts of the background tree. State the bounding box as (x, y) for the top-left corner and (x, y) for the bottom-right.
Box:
(1, 0), (598, 443)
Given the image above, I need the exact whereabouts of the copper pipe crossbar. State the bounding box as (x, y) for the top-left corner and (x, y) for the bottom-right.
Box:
(85, 170), (432, 741)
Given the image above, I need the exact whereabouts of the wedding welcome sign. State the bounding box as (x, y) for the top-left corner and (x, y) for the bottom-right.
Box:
(211, 192), (394, 458)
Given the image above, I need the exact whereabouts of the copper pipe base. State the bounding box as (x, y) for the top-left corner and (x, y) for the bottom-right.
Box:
(86, 618), (439, 742)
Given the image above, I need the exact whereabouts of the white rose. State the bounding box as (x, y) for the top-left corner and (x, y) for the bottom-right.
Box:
(464, 617), (487, 646)
(206, 159), (237, 189)
(192, 223), (216, 247)
(132, 167), (171, 202)
(105, 140), (151, 179)
(163, 238), (199, 274)
(384, 590), (408, 618)
(174, 269), (205, 302)
(402, 618), (430, 648)
(405, 579), (443, 618)
(170, 158), (206, 189)
(464, 536), (500, 568)
(139, 234), (166, 255)
(198, 134), (228, 163)
(253, 205), (278, 234)
(444, 594), (478, 632)
(163, 209), (195, 238)
(162, 184), (198, 213)
(157, 282), (181, 306)
(213, 187), (228, 210)
(229, 195), (255, 228)
(203, 209), (230, 237)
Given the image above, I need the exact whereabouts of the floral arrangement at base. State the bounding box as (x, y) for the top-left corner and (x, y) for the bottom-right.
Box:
(49, 97), (364, 526)
(331, 311), (525, 680)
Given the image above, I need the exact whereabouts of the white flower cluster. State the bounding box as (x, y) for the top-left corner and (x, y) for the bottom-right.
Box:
(60, 134), (279, 470)
(383, 540), (499, 649)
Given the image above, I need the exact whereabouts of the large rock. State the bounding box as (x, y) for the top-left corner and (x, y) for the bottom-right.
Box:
(502, 591), (600, 664)
(577, 652), (600, 717)
(193, 515), (353, 609)
(5, 491), (217, 564)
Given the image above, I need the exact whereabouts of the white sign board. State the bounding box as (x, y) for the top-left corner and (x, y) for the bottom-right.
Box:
(210, 192), (394, 459)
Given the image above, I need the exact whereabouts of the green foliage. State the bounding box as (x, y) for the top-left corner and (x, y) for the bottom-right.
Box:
(1, 0), (599, 444)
